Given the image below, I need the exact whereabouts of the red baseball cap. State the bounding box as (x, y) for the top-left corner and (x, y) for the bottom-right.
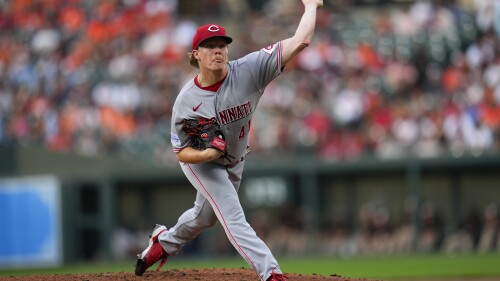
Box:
(192, 24), (233, 50)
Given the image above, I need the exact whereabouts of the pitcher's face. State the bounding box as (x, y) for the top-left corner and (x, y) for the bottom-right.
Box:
(194, 37), (229, 72)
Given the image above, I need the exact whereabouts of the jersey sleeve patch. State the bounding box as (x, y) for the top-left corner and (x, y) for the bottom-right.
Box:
(261, 43), (277, 55)
(171, 133), (181, 147)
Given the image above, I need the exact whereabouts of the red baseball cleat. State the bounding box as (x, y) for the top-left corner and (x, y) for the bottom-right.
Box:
(134, 224), (168, 276)
(267, 270), (288, 281)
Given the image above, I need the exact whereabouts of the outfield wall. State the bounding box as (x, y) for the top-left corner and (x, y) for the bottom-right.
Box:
(1, 144), (499, 265)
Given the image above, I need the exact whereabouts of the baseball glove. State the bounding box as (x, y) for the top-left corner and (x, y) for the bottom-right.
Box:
(182, 117), (234, 161)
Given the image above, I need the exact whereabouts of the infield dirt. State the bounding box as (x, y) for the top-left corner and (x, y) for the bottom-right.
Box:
(2, 268), (499, 281)
(0, 268), (376, 281)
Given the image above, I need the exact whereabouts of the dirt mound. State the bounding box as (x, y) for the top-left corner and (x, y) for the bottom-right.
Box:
(0, 268), (378, 281)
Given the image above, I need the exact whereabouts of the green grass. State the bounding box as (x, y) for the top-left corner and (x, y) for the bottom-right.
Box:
(280, 254), (500, 280)
(1, 253), (500, 280)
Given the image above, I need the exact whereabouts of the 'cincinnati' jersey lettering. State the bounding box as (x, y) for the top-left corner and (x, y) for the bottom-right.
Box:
(218, 101), (252, 126)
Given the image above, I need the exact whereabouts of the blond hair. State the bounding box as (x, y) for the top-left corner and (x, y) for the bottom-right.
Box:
(188, 52), (199, 68)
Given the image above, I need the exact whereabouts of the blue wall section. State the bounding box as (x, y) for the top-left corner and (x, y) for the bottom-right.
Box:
(0, 176), (61, 268)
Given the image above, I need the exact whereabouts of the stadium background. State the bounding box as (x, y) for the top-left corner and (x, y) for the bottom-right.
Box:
(0, 0), (500, 278)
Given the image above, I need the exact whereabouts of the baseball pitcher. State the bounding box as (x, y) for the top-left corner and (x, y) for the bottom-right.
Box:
(135, 1), (323, 280)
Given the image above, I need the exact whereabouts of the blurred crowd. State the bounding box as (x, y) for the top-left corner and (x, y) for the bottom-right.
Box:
(0, 0), (500, 166)
(257, 200), (500, 257)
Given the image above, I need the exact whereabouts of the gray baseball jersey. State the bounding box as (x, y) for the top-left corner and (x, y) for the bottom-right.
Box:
(162, 41), (284, 281)
(171, 41), (283, 164)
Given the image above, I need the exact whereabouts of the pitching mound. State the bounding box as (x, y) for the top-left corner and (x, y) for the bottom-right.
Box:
(1, 268), (377, 281)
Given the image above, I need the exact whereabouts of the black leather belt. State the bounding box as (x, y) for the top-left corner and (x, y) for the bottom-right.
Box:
(225, 146), (250, 168)
(225, 156), (245, 168)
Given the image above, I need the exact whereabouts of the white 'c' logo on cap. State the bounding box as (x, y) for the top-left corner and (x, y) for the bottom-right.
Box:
(207, 25), (219, 32)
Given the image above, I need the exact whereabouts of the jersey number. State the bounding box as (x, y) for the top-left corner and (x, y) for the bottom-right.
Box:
(238, 120), (251, 140)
